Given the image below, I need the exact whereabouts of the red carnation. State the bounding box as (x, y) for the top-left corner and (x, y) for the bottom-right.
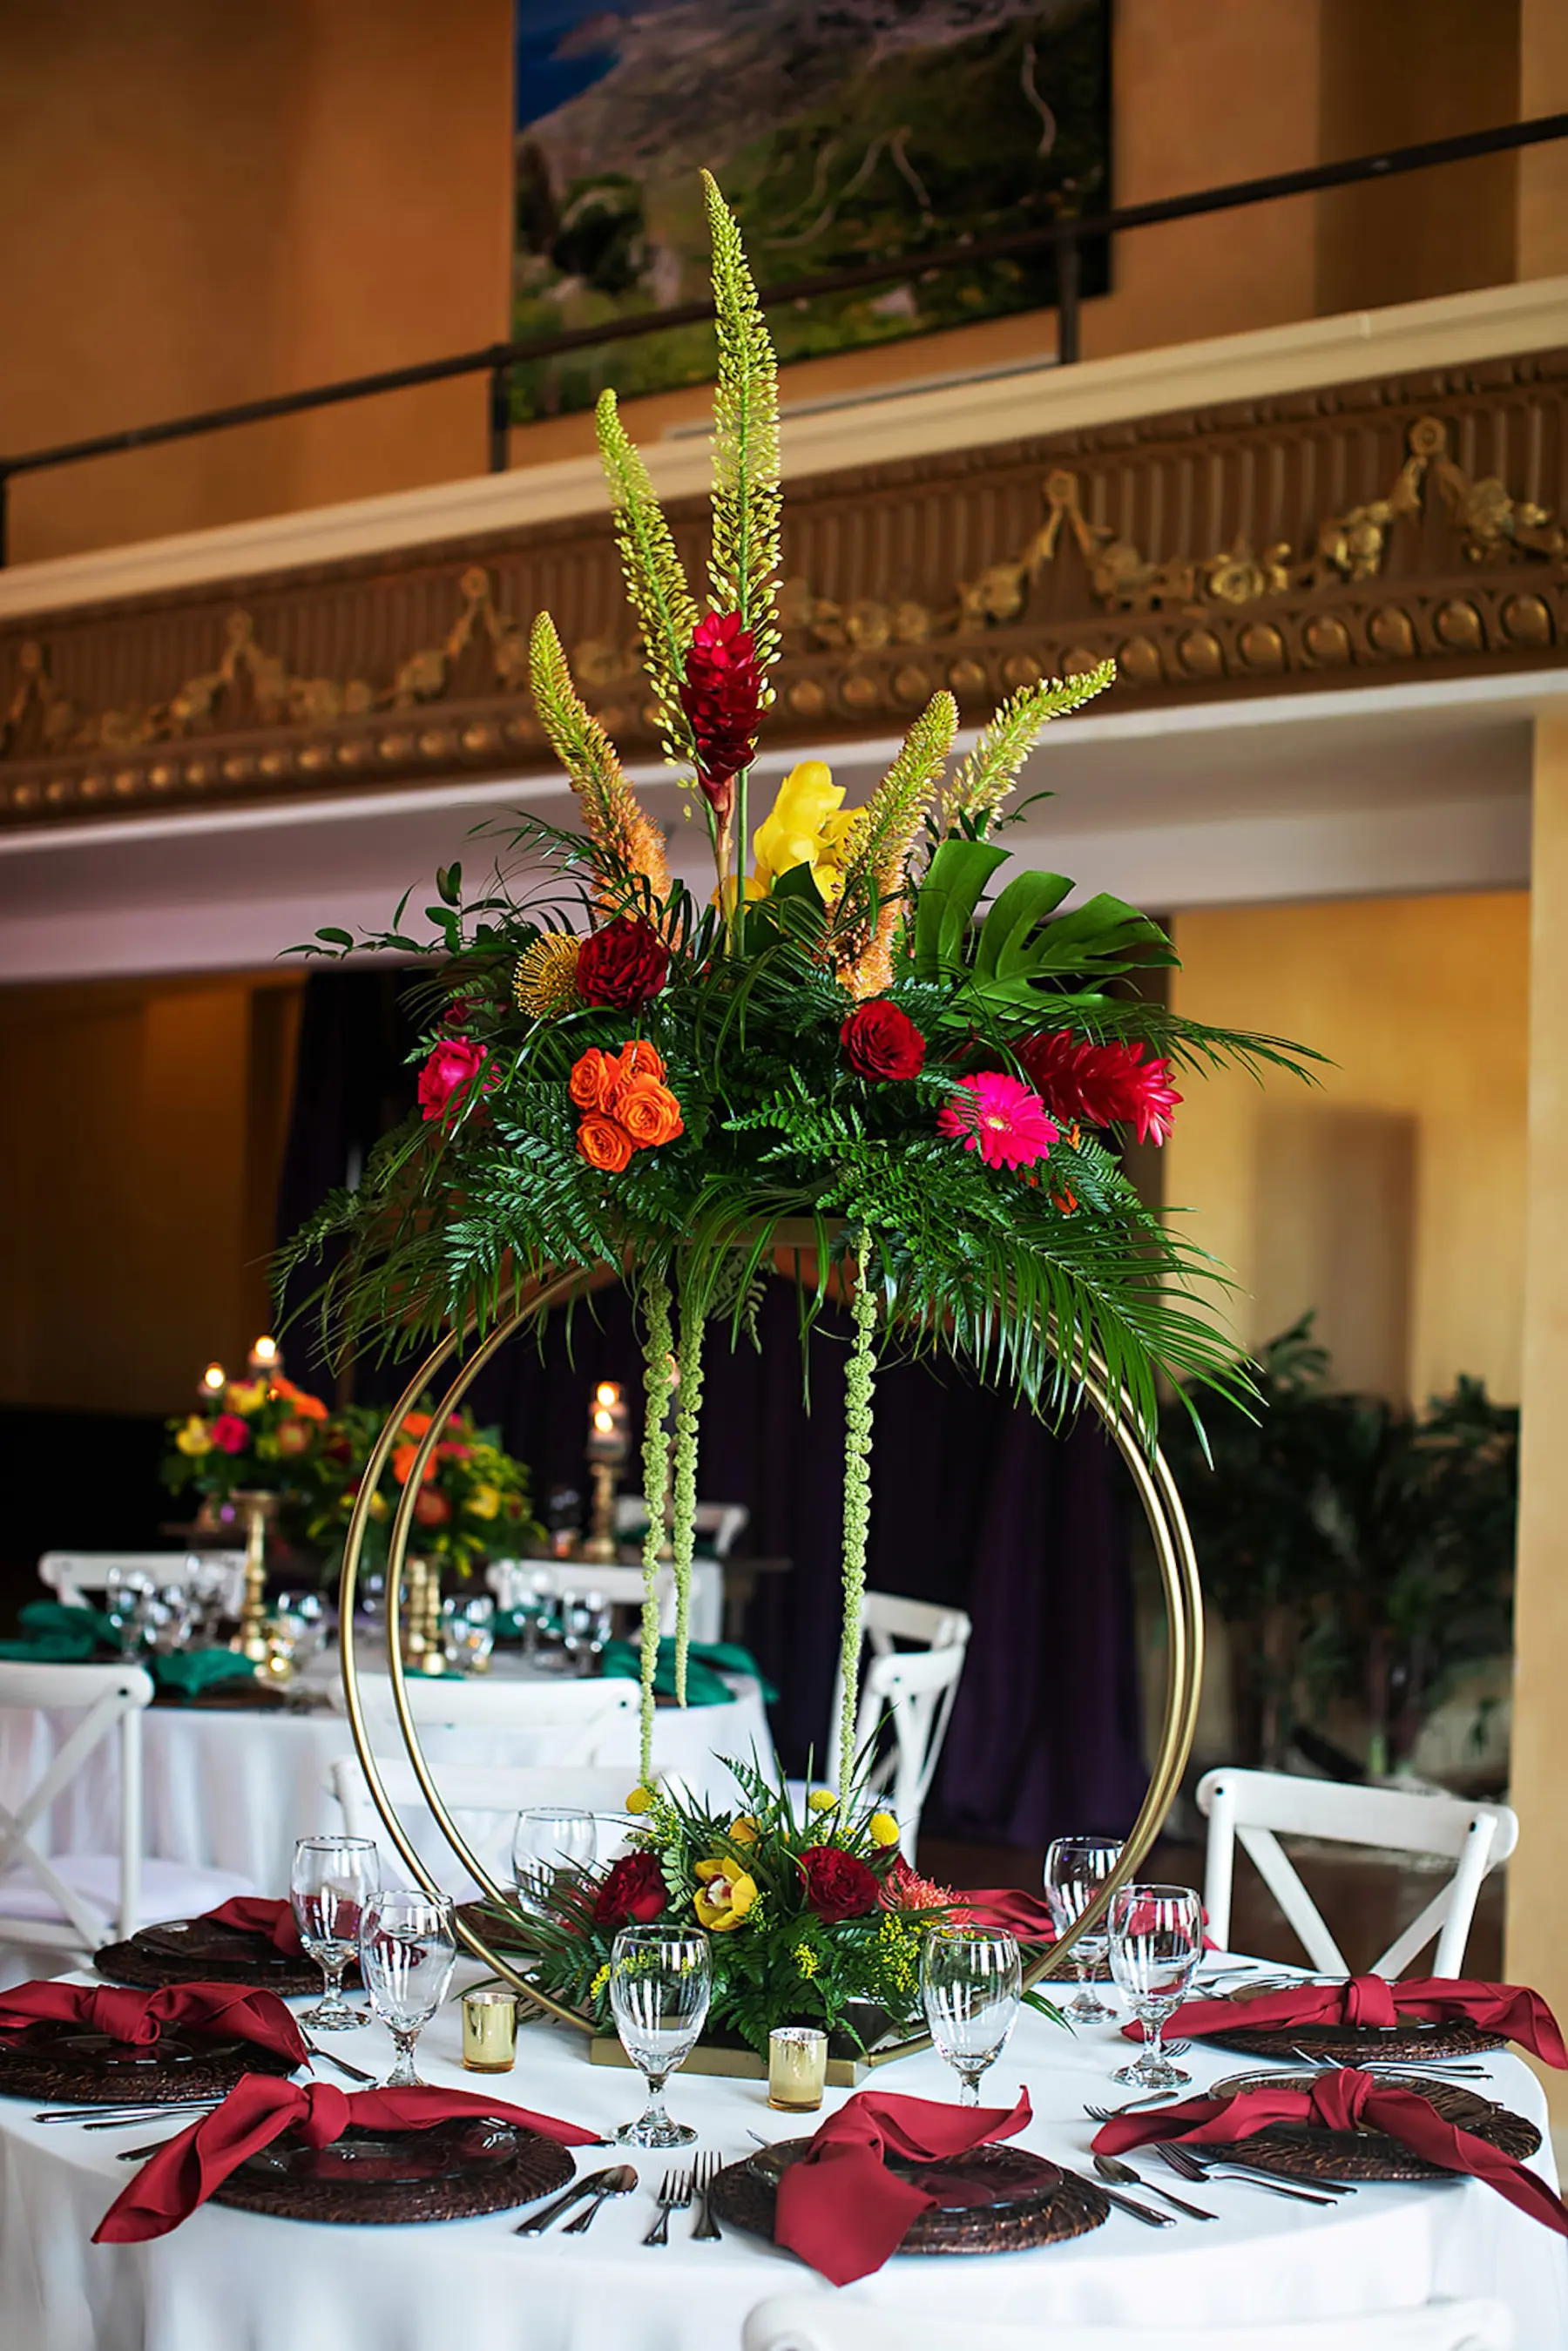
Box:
(1017, 1031), (1181, 1146)
(798, 1844), (881, 1924)
(841, 1002), (926, 1083)
(576, 916), (671, 1009)
(679, 610), (762, 819)
(591, 1850), (669, 1929)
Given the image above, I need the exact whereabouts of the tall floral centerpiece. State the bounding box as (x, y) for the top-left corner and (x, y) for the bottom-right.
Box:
(163, 1373), (333, 1659)
(283, 179), (1308, 2038)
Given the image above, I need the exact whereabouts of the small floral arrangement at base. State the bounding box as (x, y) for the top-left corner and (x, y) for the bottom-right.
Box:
(484, 1758), (1028, 2057)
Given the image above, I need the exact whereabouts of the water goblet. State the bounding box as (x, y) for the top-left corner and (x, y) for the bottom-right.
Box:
(608, 1925), (711, 2147)
(360, 1888), (456, 2087)
(442, 1593), (496, 1675)
(1043, 1837), (1124, 2022)
(104, 1567), (152, 1659)
(1109, 1882), (1204, 2090)
(511, 1807), (597, 1915)
(290, 1834), (380, 2030)
(921, 1926), (1022, 2104)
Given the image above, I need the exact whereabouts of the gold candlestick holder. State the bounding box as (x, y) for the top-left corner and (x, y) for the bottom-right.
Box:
(230, 1490), (277, 1665)
(402, 1557), (445, 1674)
(578, 1457), (621, 1564)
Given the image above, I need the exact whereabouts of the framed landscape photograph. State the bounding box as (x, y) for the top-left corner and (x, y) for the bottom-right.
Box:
(511, 0), (1112, 420)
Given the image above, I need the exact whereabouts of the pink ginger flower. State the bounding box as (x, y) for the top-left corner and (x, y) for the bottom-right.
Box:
(936, 1072), (1058, 1171)
(1017, 1030), (1182, 1147)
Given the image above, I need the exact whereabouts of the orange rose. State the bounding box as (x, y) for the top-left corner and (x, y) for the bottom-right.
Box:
(606, 1038), (665, 1098)
(271, 1377), (328, 1420)
(569, 1048), (618, 1111)
(391, 1442), (439, 1487)
(577, 1112), (634, 1173)
(617, 1076), (684, 1150)
(400, 1412), (434, 1440)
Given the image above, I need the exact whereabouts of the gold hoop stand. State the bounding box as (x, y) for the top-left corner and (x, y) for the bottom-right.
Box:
(337, 1268), (1205, 2060)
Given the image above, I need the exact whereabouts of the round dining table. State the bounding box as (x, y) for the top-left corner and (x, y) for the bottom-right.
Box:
(0, 1958), (1561, 2350)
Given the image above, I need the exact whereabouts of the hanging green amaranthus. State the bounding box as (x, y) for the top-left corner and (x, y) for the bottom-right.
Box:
(635, 1267), (677, 1786)
(837, 1238), (878, 1796)
(669, 1299), (706, 1706)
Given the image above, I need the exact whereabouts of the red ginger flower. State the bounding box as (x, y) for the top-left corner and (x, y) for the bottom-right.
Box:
(679, 611), (761, 818)
(937, 1072), (1058, 1171)
(1017, 1031), (1182, 1147)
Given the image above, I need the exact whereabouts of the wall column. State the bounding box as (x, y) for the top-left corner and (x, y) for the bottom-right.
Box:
(1504, 708), (1568, 2120)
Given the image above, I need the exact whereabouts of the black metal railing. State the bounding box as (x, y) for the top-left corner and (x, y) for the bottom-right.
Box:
(3, 111), (1565, 567)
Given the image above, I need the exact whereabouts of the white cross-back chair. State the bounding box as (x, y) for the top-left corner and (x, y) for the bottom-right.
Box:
(328, 1754), (653, 1894)
(0, 1661), (251, 1964)
(324, 1672), (637, 1754)
(39, 1550), (247, 1614)
(612, 1496), (749, 1557)
(742, 2293), (1514, 2351)
(1197, 1767), (1519, 1978)
(815, 1594), (971, 1861)
(487, 1558), (680, 1634)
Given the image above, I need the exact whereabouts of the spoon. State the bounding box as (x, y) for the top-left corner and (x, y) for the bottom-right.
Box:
(1093, 2152), (1215, 2220)
(561, 2162), (638, 2234)
(515, 2164), (632, 2237)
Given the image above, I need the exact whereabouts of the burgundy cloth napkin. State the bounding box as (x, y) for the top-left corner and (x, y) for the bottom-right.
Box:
(1092, 2066), (1568, 2238)
(774, 2086), (1032, 2285)
(95, 2076), (604, 2240)
(1137, 1974), (1568, 2069)
(952, 1888), (1058, 1942)
(201, 1896), (303, 1960)
(0, 1979), (308, 2068)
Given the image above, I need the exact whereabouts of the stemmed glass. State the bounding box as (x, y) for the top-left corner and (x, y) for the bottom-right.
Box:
(105, 1566), (153, 1659)
(609, 1925), (711, 2147)
(1043, 1838), (1123, 2022)
(290, 1834), (380, 2030)
(512, 1807), (597, 1915)
(921, 1927), (1023, 2104)
(359, 1888), (456, 2087)
(1109, 1882), (1204, 2090)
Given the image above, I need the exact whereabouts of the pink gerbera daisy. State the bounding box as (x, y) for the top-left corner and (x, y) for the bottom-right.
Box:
(936, 1072), (1058, 1170)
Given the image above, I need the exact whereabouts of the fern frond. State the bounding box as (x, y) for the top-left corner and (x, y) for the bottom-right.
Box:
(595, 388), (700, 768)
(832, 690), (958, 997)
(528, 612), (672, 905)
(703, 171), (781, 680)
(938, 662), (1115, 837)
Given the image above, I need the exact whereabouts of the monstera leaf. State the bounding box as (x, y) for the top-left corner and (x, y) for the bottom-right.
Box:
(912, 838), (1174, 1014)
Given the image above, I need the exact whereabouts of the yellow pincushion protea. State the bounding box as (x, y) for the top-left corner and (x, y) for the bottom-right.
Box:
(514, 932), (583, 1019)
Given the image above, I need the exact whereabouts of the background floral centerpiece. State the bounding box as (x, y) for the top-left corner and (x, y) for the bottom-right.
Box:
(305, 1401), (540, 1580)
(163, 1372), (331, 1525)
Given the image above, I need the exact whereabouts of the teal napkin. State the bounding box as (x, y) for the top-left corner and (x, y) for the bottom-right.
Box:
(0, 1599), (118, 1661)
(153, 1649), (262, 1699)
(600, 1637), (778, 1707)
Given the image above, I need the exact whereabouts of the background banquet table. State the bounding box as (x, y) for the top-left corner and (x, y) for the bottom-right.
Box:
(0, 1653), (773, 1896)
(0, 1966), (1561, 2351)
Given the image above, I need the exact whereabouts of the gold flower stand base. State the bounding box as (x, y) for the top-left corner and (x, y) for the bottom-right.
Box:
(587, 2034), (872, 2088)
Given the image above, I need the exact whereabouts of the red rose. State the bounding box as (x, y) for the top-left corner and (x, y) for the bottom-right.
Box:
(417, 1037), (492, 1124)
(798, 1844), (881, 1923)
(576, 917), (671, 1009)
(591, 1850), (668, 1928)
(209, 1414), (248, 1456)
(841, 1002), (926, 1082)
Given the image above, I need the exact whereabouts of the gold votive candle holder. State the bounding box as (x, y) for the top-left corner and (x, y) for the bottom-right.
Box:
(461, 1988), (517, 2073)
(768, 2025), (828, 2111)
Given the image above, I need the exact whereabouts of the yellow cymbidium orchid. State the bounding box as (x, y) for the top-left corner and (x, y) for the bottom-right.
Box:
(174, 1415), (213, 1458)
(693, 1855), (759, 1932)
(745, 761), (859, 904)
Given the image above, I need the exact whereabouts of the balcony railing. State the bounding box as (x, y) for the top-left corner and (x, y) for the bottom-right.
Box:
(2, 111), (1565, 567)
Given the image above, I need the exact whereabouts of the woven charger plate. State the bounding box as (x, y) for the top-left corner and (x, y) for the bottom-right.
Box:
(712, 2141), (1108, 2255)
(1198, 1996), (1505, 2065)
(1199, 2070), (1540, 2182)
(213, 2118), (575, 2225)
(0, 2021), (298, 2105)
(97, 1917), (331, 1999)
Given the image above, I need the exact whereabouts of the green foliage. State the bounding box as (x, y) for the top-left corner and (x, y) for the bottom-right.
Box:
(702, 169), (781, 677)
(593, 393), (700, 770)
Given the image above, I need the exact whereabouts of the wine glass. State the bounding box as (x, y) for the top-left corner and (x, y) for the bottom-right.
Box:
(359, 1888), (456, 2087)
(442, 1592), (495, 1674)
(512, 1807), (596, 1915)
(1043, 1837), (1123, 2022)
(290, 1834), (380, 2030)
(608, 1925), (711, 2147)
(104, 1566), (152, 1659)
(921, 1927), (1022, 2104)
(1109, 1882), (1204, 2090)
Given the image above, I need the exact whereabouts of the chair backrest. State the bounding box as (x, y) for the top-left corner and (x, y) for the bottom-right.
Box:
(612, 1498), (750, 1557)
(486, 1559), (679, 1632)
(0, 1660), (154, 1953)
(1197, 1766), (1520, 1977)
(328, 1754), (641, 1892)
(821, 1591), (971, 1854)
(326, 1669), (637, 1759)
(39, 1550), (247, 1614)
(741, 2294), (1514, 2351)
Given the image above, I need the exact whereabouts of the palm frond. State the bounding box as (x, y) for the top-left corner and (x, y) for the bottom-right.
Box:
(594, 388), (700, 768)
(703, 171), (781, 678)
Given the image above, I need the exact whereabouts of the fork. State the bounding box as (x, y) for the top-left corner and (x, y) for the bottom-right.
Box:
(643, 2166), (693, 2246)
(690, 2150), (722, 2241)
(1287, 2045), (1490, 2080)
(304, 2035), (377, 2086)
(1085, 2097), (1185, 2123)
(1153, 2141), (1345, 2205)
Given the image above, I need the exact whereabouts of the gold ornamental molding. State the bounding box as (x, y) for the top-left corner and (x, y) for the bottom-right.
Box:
(2, 346), (1566, 829)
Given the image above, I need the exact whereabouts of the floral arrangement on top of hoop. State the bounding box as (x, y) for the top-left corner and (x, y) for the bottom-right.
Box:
(280, 174), (1312, 1814)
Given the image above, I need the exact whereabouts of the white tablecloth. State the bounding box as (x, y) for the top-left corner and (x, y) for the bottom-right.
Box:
(0, 1966), (1562, 2350)
(0, 1663), (774, 1897)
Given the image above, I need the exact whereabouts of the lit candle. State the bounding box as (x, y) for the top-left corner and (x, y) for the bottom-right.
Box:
(586, 1382), (630, 1459)
(247, 1334), (280, 1379)
(461, 1987), (517, 2072)
(199, 1361), (226, 1405)
(768, 2025), (828, 2112)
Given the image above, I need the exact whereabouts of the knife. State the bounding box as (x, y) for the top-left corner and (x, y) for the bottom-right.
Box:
(1059, 2164), (1173, 2227)
(513, 2165), (621, 2236)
